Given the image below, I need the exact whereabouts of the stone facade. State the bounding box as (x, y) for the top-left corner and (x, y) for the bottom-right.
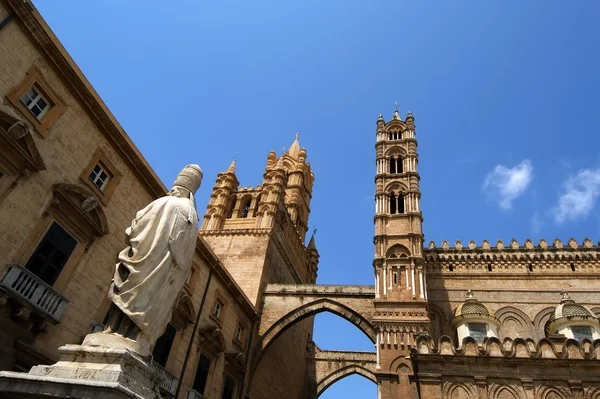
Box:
(1, 1), (599, 399)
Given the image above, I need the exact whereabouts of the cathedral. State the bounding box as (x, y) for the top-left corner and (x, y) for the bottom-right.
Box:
(0, 1), (599, 398)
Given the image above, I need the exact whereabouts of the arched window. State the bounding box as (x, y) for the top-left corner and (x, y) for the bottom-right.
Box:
(397, 194), (405, 214)
(389, 157), (396, 174)
(397, 157), (403, 173)
(240, 198), (251, 218)
(389, 193), (397, 214)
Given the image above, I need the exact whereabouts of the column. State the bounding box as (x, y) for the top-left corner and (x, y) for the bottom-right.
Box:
(410, 261), (416, 299)
(383, 261), (387, 297)
(418, 267), (425, 299)
(376, 332), (381, 369)
(375, 269), (380, 299)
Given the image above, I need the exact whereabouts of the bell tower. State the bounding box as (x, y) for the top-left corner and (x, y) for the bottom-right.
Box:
(373, 108), (430, 398)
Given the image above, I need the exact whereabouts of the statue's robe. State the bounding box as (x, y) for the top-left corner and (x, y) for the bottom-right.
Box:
(109, 194), (198, 344)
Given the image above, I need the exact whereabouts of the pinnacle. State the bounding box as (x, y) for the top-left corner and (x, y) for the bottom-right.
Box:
(307, 233), (316, 250)
(226, 159), (236, 174)
(286, 132), (301, 159)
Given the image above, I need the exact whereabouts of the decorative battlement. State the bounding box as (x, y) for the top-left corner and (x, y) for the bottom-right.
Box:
(426, 238), (597, 252)
(423, 238), (600, 274)
(414, 335), (600, 360)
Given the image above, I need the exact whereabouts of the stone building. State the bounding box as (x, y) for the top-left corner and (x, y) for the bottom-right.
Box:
(1, 1), (600, 399)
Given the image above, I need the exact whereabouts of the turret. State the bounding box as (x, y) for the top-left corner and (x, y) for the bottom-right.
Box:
(306, 232), (319, 283)
(202, 159), (239, 230)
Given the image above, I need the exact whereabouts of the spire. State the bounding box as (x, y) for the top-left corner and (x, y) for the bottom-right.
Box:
(226, 159), (236, 174)
(393, 102), (400, 120)
(287, 132), (301, 159)
(307, 229), (317, 250)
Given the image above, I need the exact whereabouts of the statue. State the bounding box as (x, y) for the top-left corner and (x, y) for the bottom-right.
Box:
(84, 164), (202, 356)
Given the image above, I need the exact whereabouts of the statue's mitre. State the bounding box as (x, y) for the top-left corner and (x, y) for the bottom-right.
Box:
(173, 164), (203, 193)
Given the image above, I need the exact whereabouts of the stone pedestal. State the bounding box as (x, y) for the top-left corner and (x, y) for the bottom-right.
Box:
(0, 344), (162, 399)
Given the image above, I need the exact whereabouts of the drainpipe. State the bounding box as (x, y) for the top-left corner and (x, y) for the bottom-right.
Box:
(175, 269), (213, 399)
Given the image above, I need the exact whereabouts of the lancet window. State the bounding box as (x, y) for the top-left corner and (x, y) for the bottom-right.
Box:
(240, 198), (251, 218)
(389, 156), (403, 174)
(387, 131), (402, 141)
(388, 192), (405, 214)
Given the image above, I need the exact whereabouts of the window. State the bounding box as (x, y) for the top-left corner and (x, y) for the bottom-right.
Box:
(80, 148), (122, 205)
(235, 325), (244, 342)
(221, 375), (236, 399)
(192, 353), (211, 395)
(19, 87), (50, 120)
(25, 222), (77, 286)
(89, 163), (111, 192)
(468, 323), (487, 344)
(397, 157), (403, 173)
(390, 157), (396, 174)
(389, 193), (397, 214)
(152, 324), (177, 367)
(397, 194), (405, 214)
(240, 199), (251, 218)
(213, 300), (223, 319)
(572, 326), (593, 341)
(7, 66), (66, 137)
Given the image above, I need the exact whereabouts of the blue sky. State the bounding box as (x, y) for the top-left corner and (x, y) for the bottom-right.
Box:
(36, 1), (600, 397)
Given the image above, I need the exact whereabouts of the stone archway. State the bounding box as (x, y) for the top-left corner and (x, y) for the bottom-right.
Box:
(261, 298), (375, 353)
(316, 363), (377, 398)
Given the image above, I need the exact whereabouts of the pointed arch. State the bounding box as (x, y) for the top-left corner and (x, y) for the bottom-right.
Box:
(260, 298), (375, 354)
(316, 364), (377, 398)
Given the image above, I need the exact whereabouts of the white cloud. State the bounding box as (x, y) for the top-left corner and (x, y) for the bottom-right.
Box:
(483, 160), (533, 210)
(554, 168), (600, 224)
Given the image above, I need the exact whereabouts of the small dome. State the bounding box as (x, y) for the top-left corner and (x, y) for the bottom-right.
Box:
(451, 290), (493, 318)
(548, 292), (597, 323)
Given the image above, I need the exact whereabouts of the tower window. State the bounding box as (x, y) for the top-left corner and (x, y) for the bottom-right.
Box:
(389, 193), (397, 214)
(571, 263), (575, 271)
(528, 264), (533, 272)
(449, 264), (453, 272)
(240, 199), (251, 218)
(397, 157), (403, 173)
(488, 264), (492, 272)
(390, 157), (396, 174)
(393, 273), (398, 285)
(397, 194), (405, 214)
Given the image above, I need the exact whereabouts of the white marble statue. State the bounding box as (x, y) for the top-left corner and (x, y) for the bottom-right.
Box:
(85, 164), (202, 356)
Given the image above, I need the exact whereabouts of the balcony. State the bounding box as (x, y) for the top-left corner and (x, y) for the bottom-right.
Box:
(0, 264), (69, 325)
(150, 360), (179, 398)
(187, 389), (205, 399)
